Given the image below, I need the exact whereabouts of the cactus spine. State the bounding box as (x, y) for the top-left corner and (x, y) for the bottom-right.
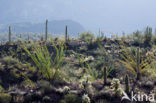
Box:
(104, 67), (107, 86)
(45, 19), (48, 41)
(65, 25), (68, 43)
(125, 74), (130, 95)
(136, 47), (140, 80)
(9, 25), (11, 44)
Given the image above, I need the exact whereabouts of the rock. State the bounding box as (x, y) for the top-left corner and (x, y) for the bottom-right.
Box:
(92, 80), (103, 90)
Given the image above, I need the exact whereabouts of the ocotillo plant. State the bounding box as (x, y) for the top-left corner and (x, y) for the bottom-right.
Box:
(125, 74), (130, 95)
(9, 25), (11, 44)
(136, 47), (140, 80)
(45, 19), (48, 41)
(104, 67), (107, 86)
(65, 25), (68, 43)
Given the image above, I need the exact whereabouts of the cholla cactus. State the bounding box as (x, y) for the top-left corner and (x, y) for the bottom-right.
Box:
(80, 80), (88, 90)
(80, 76), (91, 89)
(63, 86), (70, 94)
(111, 78), (123, 97)
(82, 94), (90, 103)
(116, 88), (123, 97)
(111, 78), (120, 90)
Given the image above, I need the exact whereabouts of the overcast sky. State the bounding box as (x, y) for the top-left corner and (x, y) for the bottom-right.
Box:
(0, 0), (156, 34)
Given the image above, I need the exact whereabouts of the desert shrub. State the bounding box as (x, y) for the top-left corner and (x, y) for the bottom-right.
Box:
(132, 30), (143, 46)
(60, 94), (81, 103)
(0, 56), (37, 87)
(0, 93), (11, 103)
(14, 38), (27, 46)
(152, 35), (156, 45)
(37, 80), (54, 94)
(79, 31), (94, 44)
(144, 27), (153, 47)
(91, 44), (115, 79)
(24, 41), (65, 81)
(82, 94), (91, 103)
(20, 78), (35, 88)
(0, 85), (4, 92)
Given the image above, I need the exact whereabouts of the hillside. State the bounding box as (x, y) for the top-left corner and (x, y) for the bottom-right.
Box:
(0, 20), (85, 35)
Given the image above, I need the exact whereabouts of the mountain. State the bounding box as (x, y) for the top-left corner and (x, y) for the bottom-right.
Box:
(0, 20), (85, 36)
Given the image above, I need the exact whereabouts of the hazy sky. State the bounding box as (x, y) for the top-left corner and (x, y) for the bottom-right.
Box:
(0, 0), (156, 34)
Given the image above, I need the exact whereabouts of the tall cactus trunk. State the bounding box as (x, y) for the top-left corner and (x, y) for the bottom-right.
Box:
(65, 25), (68, 43)
(28, 34), (30, 40)
(20, 34), (22, 38)
(136, 47), (140, 80)
(41, 34), (44, 41)
(45, 19), (48, 41)
(9, 25), (11, 44)
(103, 67), (107, 86)
(125, 74), (130, 95)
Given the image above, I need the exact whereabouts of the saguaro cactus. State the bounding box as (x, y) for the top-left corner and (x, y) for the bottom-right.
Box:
(45, 19), (48, 41)
(28, 34), (30, 40)
(41, 34), (44, 41)
(20, 34), (22, 38)
(136, 47), (140, 80)
(9, 25), (11, 44)
(104, 67), (107, 86)
(125, 74), (130, 95)
(65, 25), (68, 43)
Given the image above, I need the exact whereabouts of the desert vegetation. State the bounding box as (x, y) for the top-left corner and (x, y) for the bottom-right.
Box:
(0, 23), (156, 103)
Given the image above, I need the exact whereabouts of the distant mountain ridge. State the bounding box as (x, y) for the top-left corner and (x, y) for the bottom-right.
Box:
(0, 20), (85, 35)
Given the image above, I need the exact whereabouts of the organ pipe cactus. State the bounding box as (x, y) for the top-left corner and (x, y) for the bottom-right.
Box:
(125, 74), (130, 95)
(9, 25), (11, 44)
(45, 19), (48, 41)
(65, 25), (68, 43)
(136, 47), (140, 80)
(104, 67), (107, 85)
